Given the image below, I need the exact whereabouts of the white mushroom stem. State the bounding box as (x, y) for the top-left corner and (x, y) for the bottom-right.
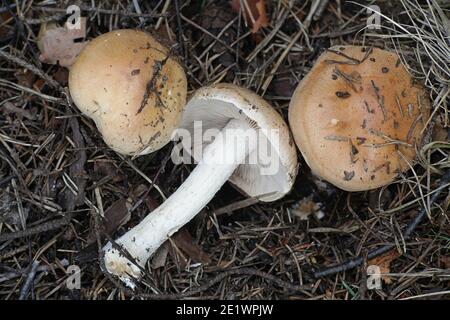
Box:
(103, 119), (257, 286)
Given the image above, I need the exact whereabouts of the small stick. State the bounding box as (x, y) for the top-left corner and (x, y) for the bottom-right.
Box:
(132, 0), (145, 24)
(173, 0), (185, 60)
(19, 260), (40, 300)
(407, 114), (423, 142)
(0, 259), (69, 283)
(213, 192), (276, 216)
(333, 67), (361, 92)
(0, 213), (74, 242)
(395, 94), (404, 117)
(136, 49), (173, 114)
(313, 0), (330, 21)
(371, 80), (387, 121)
(324, 135), (350, 142)
(326, 49), (361, 65)
(135, 268), (312, 299)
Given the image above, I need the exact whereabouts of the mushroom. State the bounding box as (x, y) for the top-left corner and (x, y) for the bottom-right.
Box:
(69, 29), (187, 155)
(103, 83), (298, 286)
(289, 46), (430, 191)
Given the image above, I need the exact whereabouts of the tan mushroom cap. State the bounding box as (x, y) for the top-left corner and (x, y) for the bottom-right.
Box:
(289, 46), (430, 191)
(69, 29), (187, 155)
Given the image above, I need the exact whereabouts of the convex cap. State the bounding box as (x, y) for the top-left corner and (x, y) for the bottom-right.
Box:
(69, 29), (187, 155)
(289, 46), (430, 191)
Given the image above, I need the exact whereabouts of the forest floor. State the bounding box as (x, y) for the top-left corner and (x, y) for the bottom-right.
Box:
(0, 0), (449, 300)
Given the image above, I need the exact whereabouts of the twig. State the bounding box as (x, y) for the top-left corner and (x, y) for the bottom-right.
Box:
(0, 259), (69, 283)
(18, 260), (40, 300)
(370, 80), (387, 121)
(173, 0), (185, 60)
(213, 192), (277, 216)
(135, 268), (312, 299)
(137, 51), (172, 114)
(0, 3), (16, 14)
(0, 213), (74, 243)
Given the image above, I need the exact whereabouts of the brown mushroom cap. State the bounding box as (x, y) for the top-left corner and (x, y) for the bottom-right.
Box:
(289, 46), (430, 191)
(69, 29), (187, 155)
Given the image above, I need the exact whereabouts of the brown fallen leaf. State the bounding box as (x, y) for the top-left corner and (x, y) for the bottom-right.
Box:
(87, 197), (131, 244)
(53, 67), (69, 86)
(368, 249), (400, 284)
(151, 242), (170, 269)
(14, 69), (36, 88)
(33, 78), (46, 91)
(231, 0), (269, 33)
(144, 193), (160, 211)
(93, 160), (123, 183)
(38, 18), (88, 67)
(171, 228), (211, 265)
(46, 116), (64, 130)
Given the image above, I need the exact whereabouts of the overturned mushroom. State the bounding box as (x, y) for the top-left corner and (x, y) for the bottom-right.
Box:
(69, 29), (187, 155)
(103, 83), (298, 286)
(289, 46), (430, 191)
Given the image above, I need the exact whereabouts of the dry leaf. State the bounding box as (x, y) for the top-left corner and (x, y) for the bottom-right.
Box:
(87, 197), (131, 244)
(368, 250), (400, 284)
(271, 67), (297, 97)
(168, 239), (188, 270)
(172, 228), (211, 264)
(33, 78), (46, 91)
(144, 194), (160, 211)
(231, 0), (269, 33)
(14, 69), (36, 88)
(93, 161), (123, 183)
(38, 18), (88, 67)
(53, 67), (69, 86)
(151, 242), (169, 269)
